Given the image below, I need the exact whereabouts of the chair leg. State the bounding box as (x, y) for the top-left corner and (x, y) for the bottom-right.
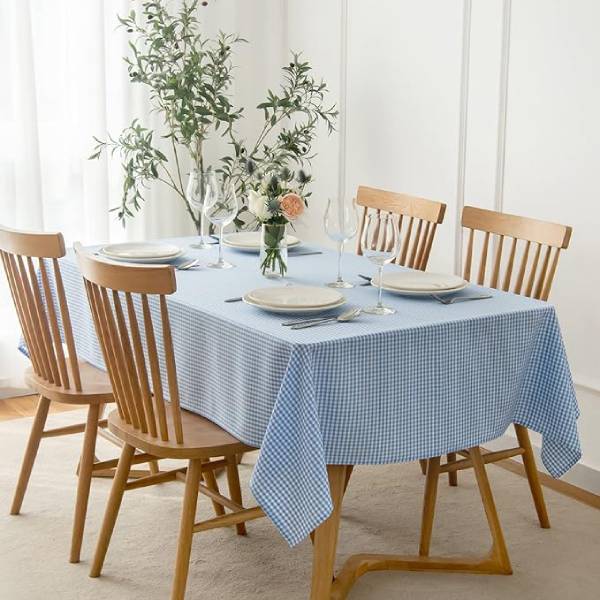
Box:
(418, 459), (428, 476)
(70, 404), (100, 563)
(201, 459), (225, 517)
(469, 446), (512, 573)
(10, 395), (50, 515)
(149, 460), (160, 475)
(225, 455), (247, 536)
(514, 424), (550, 528)
(171, 459), (202, 600)
(89, 444), (135, 578)
(447, 452), (458, 486)
(419, 456), (441, 557)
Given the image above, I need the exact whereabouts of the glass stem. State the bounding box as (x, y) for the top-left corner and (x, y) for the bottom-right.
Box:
(199, 211), (205, 240)
(377, 265), (384, 307)
(218, 224), (224, 263)
(336, 240), (343, 282)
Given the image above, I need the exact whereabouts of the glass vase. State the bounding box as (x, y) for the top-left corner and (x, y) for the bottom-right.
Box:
(260, 223), (288, 278)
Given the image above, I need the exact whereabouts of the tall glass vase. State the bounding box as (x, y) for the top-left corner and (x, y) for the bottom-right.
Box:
(260, 223), (288, 278)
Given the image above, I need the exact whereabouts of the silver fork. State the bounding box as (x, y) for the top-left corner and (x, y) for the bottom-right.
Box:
(176, 259), (199, 271)
(431, 293), (492, 305)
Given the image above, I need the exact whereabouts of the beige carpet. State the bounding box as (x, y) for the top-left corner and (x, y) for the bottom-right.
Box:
(0, 410), (598, 600)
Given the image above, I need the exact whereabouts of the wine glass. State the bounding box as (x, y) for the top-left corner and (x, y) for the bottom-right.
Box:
(360, 212), (401, 315)
(324, 198), (358, 288)
(203, 173), (238, 269)
(186, 169), (215, 249)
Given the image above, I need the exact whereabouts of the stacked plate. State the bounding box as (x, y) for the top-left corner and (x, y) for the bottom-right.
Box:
(223, 231), (301, 252)
(98, 242), (184, 264)
(371, 270), (468, 296)
(243, 286), (345, 314)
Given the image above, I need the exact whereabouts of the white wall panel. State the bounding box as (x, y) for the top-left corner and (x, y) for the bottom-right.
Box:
(344, 0), (465, 273)
(286, 0), (343, 247)
(463, 0), (504, 212)
(503, 0), (600, 390)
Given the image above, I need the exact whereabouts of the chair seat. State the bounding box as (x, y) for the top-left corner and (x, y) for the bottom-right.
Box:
(25, 361), (114, 405)
(107, 408), (254, 459)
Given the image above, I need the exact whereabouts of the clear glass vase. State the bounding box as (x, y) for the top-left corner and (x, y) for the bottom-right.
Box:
(260, 223), (288, 278)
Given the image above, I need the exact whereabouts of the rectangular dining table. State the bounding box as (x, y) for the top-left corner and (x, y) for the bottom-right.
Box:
(34, 237), (581, 598)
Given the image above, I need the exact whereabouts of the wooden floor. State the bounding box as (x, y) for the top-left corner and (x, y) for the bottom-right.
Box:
(0, 394), (79, 422)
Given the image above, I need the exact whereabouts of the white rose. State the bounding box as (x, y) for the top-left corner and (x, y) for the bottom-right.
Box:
(248, 189), (272, 221)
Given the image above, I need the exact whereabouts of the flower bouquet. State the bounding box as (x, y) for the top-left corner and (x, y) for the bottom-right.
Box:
(248, 171), (307, 278)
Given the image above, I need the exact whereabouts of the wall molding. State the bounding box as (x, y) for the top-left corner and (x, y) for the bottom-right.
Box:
(337, 0), (349, 202)
(453, 0), (472, 275)
(493, 0), (512, 213)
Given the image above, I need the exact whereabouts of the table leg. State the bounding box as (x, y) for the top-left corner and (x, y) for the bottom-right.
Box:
(310, 465), (348, 600)
(329, 448), (512, 599)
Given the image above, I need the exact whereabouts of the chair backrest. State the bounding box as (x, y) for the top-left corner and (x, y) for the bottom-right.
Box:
(0, 226), (81, 391)
(461, 206), (572, 300)
(74, 243), (183, 444)
(356, 186), (446, 270)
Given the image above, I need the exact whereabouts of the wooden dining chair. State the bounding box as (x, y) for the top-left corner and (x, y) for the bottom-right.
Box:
(419, 206), (572, 558)
(0, 225), (124, 564)
(355, 185), (447, 270)
(74, 244), (264, 600)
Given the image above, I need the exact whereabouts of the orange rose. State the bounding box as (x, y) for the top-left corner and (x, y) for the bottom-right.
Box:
(279, 193), (305, 220)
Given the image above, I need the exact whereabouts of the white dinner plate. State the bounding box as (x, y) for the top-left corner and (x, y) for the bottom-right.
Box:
(223, 231), (301, 252)
(246, 286), (343, 309)
(243, 295), (346, 314)
(99, 242), (184, 264)
(371, 270), (468, 296)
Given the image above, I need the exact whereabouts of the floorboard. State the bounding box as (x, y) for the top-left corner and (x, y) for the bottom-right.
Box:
(0, 394), (79, 422)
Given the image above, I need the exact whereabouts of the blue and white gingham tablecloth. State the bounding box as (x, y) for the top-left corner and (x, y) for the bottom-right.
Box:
(31, 237), (581, 546)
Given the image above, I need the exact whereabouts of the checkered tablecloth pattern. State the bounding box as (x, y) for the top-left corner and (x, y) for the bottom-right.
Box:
(28, 238), (580, 546)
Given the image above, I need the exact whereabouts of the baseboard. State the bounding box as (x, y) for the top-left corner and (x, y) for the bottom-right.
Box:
(574, 375), (600, 396)
(0, 387), (32, 400)
(484, 451), (600, 510)
(484, 434), (600, 496)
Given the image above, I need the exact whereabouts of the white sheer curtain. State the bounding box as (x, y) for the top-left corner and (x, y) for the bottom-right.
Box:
(0, 0), (290, 386)
(0, 0), (198, 386)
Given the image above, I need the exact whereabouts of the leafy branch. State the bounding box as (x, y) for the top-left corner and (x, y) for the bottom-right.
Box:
(89, 1), (337, 230)
(221, 54), (338, 224)
(90, 0), (244, 227)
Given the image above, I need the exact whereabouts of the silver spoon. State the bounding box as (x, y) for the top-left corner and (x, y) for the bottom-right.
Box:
(290, 308), (361, 330)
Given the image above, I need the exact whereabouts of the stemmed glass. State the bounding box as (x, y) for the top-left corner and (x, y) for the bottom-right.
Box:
(203, 173), (238, 269)
(360, 212), (401, 315)
(324, 198), (358, 288)
(186, 169), (215, 249)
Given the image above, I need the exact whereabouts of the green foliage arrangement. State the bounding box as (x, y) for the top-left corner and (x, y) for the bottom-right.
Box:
(89, 0), (337, 230)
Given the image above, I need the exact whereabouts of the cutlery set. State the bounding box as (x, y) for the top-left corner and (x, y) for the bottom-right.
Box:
(282, 308), (362, 330)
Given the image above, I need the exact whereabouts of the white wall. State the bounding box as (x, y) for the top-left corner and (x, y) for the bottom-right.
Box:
(279, 0), (599, 484)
